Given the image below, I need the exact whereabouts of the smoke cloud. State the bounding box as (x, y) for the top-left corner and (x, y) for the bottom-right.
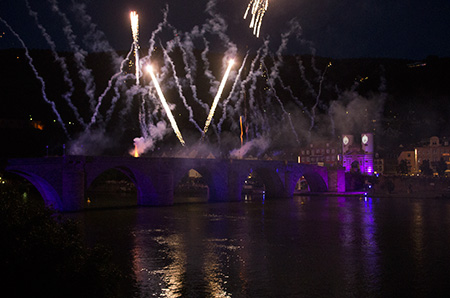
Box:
(132, 121), (170, 155)
(329, 91), (386, 135)
(230, 136), (271, 159)
(68, 129), (112, 155)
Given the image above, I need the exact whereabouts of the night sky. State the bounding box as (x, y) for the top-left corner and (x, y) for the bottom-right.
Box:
(1, 0), (449, 59)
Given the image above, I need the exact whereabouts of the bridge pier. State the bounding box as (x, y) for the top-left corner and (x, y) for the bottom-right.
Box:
(61, 159), (85, 211)
(327, 167), (346, 192)
(136, 168), (175, 206)
(281, 165), (303, 198)
(208, 163), (244, 202)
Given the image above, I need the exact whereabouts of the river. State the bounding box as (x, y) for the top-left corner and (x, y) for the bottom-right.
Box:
(68, 195), (450, 297)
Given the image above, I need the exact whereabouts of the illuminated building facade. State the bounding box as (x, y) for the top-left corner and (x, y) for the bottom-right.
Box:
(400, 136), (450, 175)
(297, 142), (341, 167)
(397, 150), (417, 174)
(374, 153), (385, 175)
(342, 133), (374, 175)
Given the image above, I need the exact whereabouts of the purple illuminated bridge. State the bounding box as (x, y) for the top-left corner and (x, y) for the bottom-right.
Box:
(6, 156), (345, 211)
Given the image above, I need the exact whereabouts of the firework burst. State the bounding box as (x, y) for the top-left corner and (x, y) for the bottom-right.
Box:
(243, 0), (268, 38)
(203, 59), (235, 136)
(130, 11), (140, 85)
(147, 65), (186, 146)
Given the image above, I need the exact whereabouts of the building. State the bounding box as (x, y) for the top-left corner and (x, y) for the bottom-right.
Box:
(397, 150), (417, 174)
(342, 133), (374, 175)
(416, 136), (450, 172)
(373, 153), (384, 175)
(399, 136), (450, 175)
(297, 142), (341, 167)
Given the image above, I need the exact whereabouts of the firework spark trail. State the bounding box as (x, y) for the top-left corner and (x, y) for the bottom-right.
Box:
(203, 59), (235, 136)
(148, 8), (210, 114)
(244, 0), (268, 38)
(179, 29), (210, 112)
(162, 42), (203, 133)
(70, 1), (134, 129)
(240, 116), (244, 147)
(199, 0), (238, 107)
(138, 88), (152, 139)
(296, 36), (322, 77)
(217, 53), (248, 134)
(138, 90), (165, 142)
(199, 36), (217, 101)
(130, 11), (140, 86)
(0, 17), (68, 137)
(297, 57), (317, 98)
(148, 5), (169, 57)
(295, 38), (322, 98)
(270, 21), (312, 121)
(245, 39), (271, 137)
(162, 22), (210, 127)
(262, 61), (300, 144)
(244, 62), (264, 139)
(87, 44), (134, 128)
(269, 19), (303, 89)
(71, 1), (121, 69)
(47, 0), (96, 112)
(147, 65), (186, 146)
(204, 1), (238, 64)
(309, 62), (332, 132)
(233, 42), (265, 122)
(25, 0), (85, 128)
(265, 21), (305, 143)
(104, 74), (133, 125)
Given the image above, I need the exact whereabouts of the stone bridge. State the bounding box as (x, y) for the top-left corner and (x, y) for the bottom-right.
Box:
(6, 156), (345, 211)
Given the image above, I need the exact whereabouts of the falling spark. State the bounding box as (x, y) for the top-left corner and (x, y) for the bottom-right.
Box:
(243, 0), (268, 38)
(147, 65), (186, 146)
(130, 11), (140, 85)
(203, 59), (235, 136)
(240, 115), (244, 147)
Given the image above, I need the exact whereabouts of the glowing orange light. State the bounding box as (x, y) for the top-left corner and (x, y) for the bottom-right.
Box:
(31, 121), (44, 130)
(240, 116), (244, 147)
(134, 144), (139, 158)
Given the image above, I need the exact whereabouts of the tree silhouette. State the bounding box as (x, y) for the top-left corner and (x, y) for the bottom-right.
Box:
(420, 159), (434, 176)
(436, 157), (448, 177)
(398, 159), (409, 175)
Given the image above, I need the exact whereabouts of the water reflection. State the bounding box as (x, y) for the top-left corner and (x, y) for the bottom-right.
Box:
(133, 230), (187, 297)
(411, 201), (424, 270)
(132, 206), (252, 297)
(360, 197), (380, 293)
(292, 196), (381, 296)
(69, 195), (450, 297)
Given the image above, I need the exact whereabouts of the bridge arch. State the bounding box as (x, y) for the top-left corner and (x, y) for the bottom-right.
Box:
(301, 171), (328, 192)
(7, 170), (62, 211)
(173, 164), (220, 201)
(86, 167), (138, 208)
(243, 166), (287, 198)
(86, 164), (161, 206)
(173, 168), (209, 203)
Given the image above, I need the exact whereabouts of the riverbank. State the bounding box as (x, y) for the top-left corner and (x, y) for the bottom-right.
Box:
(301, 190), (450, 199)
(300, 174), (450, 199)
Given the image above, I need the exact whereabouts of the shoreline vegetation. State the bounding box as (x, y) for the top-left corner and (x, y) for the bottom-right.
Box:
(0, 185), (135, 297)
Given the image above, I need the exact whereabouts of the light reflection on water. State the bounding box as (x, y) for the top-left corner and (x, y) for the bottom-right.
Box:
(69, 195), (450, 297)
